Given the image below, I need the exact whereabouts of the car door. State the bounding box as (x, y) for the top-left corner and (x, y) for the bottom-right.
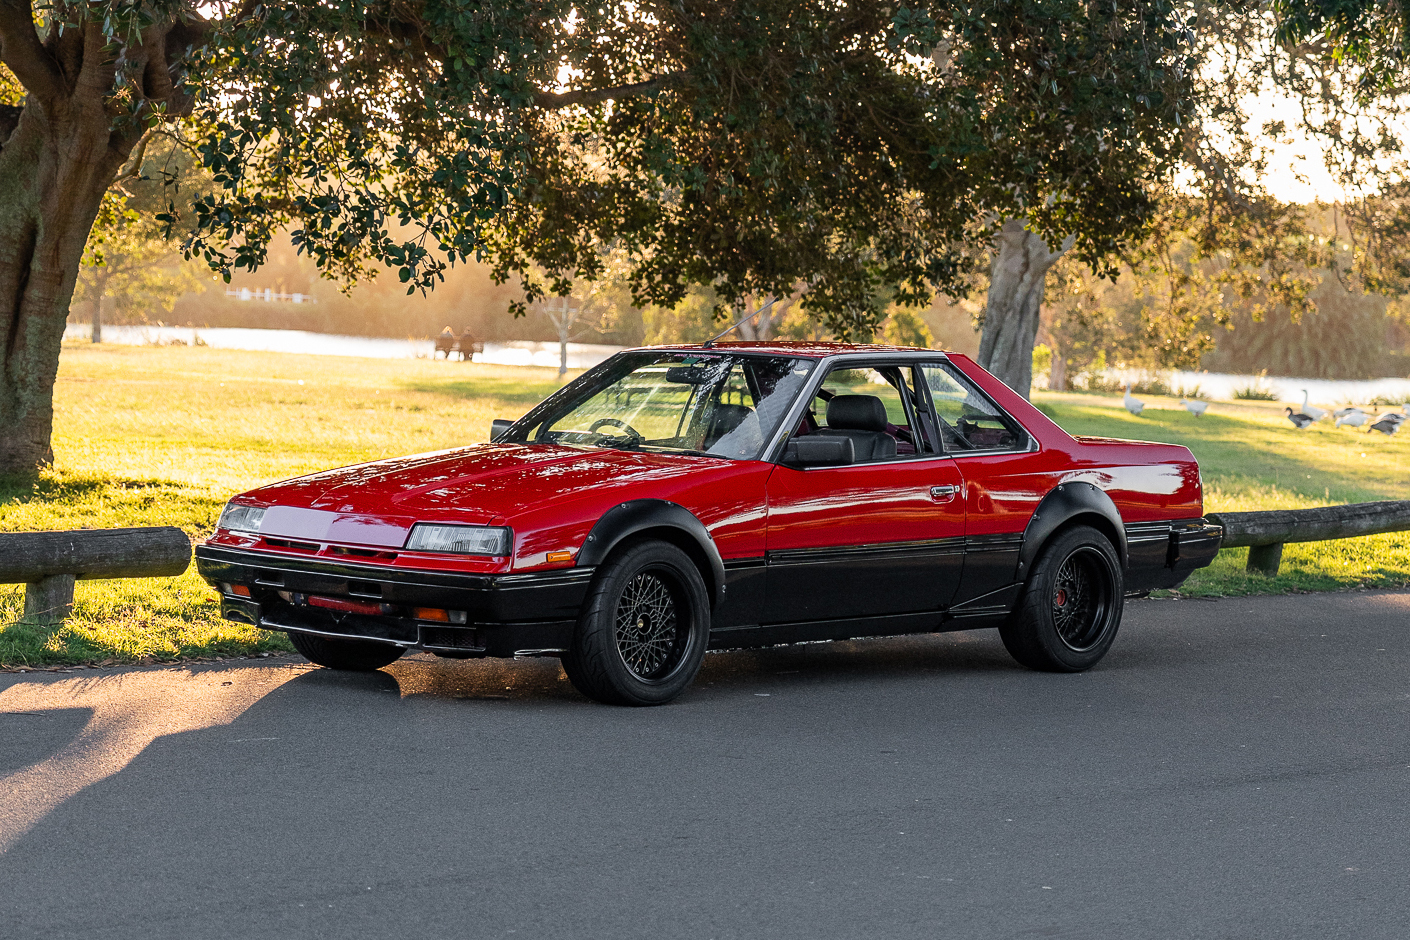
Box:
(917, 360), (1041, 611)
(763, 361), (966, 625)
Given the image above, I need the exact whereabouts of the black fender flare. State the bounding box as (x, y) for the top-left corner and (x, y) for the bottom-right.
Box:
(577, 500), (727, 607)
(1018, 481), (1128, 579)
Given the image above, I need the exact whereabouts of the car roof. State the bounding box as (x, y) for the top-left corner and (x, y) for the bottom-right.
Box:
(630, 340), (953, 358)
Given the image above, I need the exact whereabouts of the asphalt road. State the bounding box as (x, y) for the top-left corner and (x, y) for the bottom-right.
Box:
(3, 590), (1410, 940)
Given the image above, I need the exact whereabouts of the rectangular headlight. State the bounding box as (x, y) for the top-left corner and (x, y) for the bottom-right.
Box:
(405, 524), (512, 556)
(219, 502), (266, 535)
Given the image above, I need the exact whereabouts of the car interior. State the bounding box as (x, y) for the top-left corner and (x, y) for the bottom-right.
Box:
(785, 361), (1026, 462)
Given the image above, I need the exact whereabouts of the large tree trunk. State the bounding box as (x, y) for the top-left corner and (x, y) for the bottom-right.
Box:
(976, 220), (1072, 399)
(0, 9), (197, 476)
(0, 105), (127, 474)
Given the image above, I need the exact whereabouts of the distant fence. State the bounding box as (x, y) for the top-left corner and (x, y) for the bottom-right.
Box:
(1, 528), (191, 625)
(1208, 501), (1410, 576)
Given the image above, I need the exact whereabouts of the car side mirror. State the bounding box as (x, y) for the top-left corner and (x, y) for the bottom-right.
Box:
(490, 419), (514, 442)
(782, 437), (855, 467)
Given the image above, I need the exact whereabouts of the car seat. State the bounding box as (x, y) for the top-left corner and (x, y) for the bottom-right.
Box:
(814, 395), (897, 461)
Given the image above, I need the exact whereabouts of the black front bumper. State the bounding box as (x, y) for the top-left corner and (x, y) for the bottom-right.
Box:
(195, 545), (591, 657)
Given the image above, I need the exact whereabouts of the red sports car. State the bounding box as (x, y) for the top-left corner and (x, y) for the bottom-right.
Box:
(196, 343), (1220, 705)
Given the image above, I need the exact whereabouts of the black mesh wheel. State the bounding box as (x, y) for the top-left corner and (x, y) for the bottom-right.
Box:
(1050, 546), (1115, 652)
(1000, 525), (1123, 672)
(562, 540), (710, 706)
(614, 571), (687, 680)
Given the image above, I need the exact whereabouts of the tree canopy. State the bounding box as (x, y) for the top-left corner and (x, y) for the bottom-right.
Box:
(181, 0), (1193, 335)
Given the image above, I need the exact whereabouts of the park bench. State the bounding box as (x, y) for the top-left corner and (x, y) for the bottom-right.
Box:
(0, 527), (191, 625)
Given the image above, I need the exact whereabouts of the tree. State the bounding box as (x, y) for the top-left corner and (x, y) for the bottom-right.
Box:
(0, 1), (1192, 474)
(73, 146), (206, 340)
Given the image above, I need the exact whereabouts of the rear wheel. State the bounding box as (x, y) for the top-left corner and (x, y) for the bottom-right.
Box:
(561, 540), (710, 706)
(288, 631), (405, 671)
(1000, 525), (1123, 672)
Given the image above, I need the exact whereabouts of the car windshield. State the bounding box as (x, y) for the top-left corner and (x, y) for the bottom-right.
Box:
(504, 352), (816, 459)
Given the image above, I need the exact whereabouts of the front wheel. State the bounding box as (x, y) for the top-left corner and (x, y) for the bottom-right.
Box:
(561, 540), (711, 706)
(999, 525), (1124, 672)
(288, 631), (405, 671)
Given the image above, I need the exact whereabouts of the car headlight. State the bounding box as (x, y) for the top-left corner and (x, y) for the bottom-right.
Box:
(405, 524), (513, 556)
(219, 502), (266, 535)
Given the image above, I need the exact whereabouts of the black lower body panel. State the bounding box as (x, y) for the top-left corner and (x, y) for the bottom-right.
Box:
(197, 545), (585, 658)
(1124, 519), (1223, 592)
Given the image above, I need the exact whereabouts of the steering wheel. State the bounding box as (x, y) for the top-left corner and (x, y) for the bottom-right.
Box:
(589, 417), (646, 443)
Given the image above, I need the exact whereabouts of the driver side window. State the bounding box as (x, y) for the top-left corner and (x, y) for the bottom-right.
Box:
(797, 365), (922, 461)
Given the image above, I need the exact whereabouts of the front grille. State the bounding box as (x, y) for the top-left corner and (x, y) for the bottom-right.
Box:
(331, 546), (399, 560)
(264, 537), (321, 552)
(420, 626), (484, 651)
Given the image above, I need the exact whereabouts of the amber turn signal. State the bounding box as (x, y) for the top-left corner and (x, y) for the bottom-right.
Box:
(546, 550), (573, 563)
(413, 607), (449, 622)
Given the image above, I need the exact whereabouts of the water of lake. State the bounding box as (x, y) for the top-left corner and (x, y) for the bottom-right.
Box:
(62, 324), (624, 370)
(63, 324), (1410, 406)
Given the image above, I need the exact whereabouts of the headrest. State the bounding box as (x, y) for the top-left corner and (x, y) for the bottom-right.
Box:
(827, 394), (889, 432)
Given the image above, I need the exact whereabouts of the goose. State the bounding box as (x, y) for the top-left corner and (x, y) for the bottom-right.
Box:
(1123, 382), (1144, 416)
(1369, 414), (1401, 435)
(1180, 398), (1209, 416)
(1336, 409), (1371, 429)
(1332, 406), (1365, 420)
(1299, 390), (1328, 421)
(1285, 407), (1314, 429)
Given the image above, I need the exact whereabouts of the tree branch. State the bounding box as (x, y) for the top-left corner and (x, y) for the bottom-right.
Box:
(535, 74), (684, 110)
(0, 0), (66, 104)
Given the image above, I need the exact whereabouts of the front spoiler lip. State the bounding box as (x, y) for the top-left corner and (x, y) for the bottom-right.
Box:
(195, 544), (594, 620)
(197, 544), (591, 657)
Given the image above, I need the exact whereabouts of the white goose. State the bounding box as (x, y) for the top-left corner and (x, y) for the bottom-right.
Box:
(1336, 409), (1371, 429)
(1123, 382), (1145, 416)
(1299, 390), (1328, 422)
(1180, 398), (1208, 416)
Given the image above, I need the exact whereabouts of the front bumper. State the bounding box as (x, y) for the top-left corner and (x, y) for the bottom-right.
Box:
(195, 545), (591, 657)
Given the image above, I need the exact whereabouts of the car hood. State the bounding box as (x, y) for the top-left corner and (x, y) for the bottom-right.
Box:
(243, 444), (721, 546)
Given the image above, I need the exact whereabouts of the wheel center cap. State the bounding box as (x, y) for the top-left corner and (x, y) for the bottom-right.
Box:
(1054, 588), (1068, 607)
(636, 613), (649, 631)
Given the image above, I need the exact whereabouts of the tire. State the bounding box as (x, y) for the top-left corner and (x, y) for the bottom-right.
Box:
(1000, 525), (1124, 672)
(288, 630), (406, 671)
(561, 540), (711, 706)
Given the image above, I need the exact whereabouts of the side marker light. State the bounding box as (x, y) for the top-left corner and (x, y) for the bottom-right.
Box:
(546, 550), (573, 563)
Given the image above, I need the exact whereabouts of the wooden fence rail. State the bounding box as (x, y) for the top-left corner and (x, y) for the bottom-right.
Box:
(1206, 500), (1410, 576)
(0, 527), (191, 625)
(3, 505), (1406, 623)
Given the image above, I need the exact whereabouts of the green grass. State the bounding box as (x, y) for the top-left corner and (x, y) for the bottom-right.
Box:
(1033, 390), (1410, 597)
(1, 346), (1406, 667)
(1, 344), (570, 668)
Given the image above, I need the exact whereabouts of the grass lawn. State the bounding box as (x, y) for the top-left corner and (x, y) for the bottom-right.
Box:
(1, 344), (1406, 667)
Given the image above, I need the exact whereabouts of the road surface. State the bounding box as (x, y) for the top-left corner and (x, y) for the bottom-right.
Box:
(3, 590), (1409, 939)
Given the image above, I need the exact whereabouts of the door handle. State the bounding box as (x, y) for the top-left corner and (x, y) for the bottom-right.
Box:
(930, 485), (958, 501)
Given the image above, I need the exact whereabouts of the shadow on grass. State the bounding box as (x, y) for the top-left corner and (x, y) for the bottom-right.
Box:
(0, 472), (177, 507)
(398, 375), (564, 406)
(0, 471), (224, 536)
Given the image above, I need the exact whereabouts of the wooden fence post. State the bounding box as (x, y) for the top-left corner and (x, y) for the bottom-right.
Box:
(22, 574), (77, 625)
